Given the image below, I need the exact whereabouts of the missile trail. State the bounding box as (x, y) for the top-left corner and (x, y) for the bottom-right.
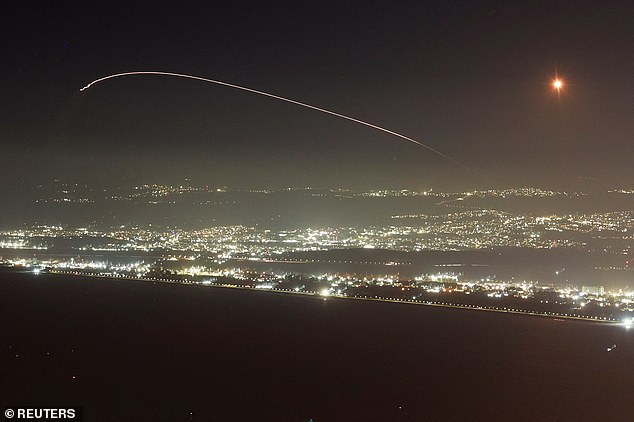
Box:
(80, 71), (473, 173)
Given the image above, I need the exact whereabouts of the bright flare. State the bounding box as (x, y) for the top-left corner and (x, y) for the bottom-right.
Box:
(553, 79), (563, 90)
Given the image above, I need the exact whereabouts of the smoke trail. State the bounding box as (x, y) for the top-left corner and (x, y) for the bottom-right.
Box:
(80, 71), (472, 172)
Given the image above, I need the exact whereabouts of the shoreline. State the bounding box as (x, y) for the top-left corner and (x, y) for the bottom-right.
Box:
(33, 269), (623, 325)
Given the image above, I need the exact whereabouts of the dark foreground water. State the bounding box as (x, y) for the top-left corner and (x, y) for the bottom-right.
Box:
(2, 272), (634, 421)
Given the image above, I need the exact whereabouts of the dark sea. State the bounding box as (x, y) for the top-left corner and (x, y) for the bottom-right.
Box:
(2, 272), (633, 421)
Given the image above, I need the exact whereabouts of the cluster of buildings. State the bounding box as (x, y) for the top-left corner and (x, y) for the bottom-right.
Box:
(2, 184), (631, 321)
(1, 204), (631, 256)
(2, 255), (632, 323)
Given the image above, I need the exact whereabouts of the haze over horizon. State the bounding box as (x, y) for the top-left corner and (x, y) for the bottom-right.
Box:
(2, 4), (634, 420)
(2, 1), (633, 191)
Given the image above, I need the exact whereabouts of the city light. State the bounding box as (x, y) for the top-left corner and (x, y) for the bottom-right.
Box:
(1, 184), (632, 325)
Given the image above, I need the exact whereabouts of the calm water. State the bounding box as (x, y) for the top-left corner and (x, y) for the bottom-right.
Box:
(2, 272), (633, 421)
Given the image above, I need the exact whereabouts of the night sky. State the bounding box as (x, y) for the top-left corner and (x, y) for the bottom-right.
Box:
(2, 1), (633, 190)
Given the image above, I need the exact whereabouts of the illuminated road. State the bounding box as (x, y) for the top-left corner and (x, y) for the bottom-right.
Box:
(238, 258), (410, 266)
(47, 269), (625, 325)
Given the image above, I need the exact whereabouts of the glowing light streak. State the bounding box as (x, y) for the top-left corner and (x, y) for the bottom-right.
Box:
(80, 71), (473, 172)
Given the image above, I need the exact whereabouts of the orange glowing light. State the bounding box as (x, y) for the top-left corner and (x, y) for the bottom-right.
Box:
(553, 79), (563, 90)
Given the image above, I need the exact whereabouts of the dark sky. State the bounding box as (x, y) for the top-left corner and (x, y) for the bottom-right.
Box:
(2, 1), (633, 190)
